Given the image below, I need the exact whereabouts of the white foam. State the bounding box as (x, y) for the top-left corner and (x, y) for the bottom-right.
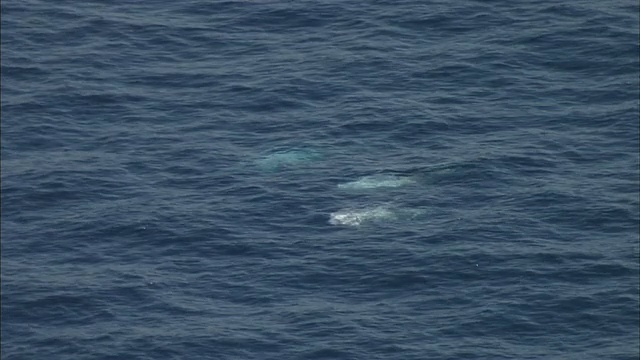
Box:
(329, 206), (397, 226)
(329, 205), (426, 226)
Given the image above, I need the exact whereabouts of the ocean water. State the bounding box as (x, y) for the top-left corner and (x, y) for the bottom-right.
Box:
(2, 0), (639, 359)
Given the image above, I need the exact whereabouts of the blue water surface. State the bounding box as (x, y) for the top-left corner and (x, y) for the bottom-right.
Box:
(2, 1), (639, 359)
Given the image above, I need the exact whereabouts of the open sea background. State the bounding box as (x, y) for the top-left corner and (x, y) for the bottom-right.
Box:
(2, 0), (639, 359)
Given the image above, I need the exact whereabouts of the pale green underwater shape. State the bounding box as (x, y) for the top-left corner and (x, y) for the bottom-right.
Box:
(255, 149), (323, 172)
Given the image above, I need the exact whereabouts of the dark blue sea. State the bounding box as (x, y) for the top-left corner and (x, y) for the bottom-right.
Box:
(2, 1), (639, 359)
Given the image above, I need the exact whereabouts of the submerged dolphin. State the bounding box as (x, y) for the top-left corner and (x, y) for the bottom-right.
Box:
(337, 174), (416, 190)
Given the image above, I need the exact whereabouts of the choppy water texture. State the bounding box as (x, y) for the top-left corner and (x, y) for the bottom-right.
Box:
(2, 1), (639, 359)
